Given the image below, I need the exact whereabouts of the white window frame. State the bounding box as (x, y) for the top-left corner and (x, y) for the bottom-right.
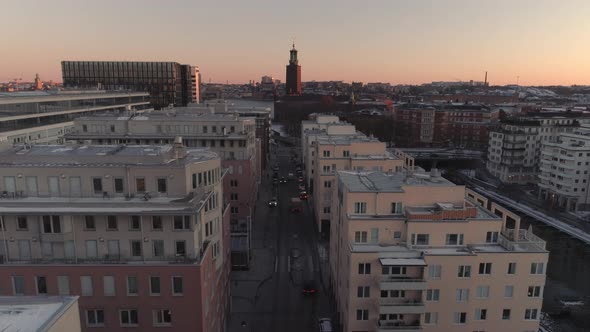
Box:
(153, 309), (172, 327)
(86, 309), (105, 327)
(120, 309), (139, 327)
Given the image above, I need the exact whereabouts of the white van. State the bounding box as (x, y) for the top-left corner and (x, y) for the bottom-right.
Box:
(318, 318), (333, 332)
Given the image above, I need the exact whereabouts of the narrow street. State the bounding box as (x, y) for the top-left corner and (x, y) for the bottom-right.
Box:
(229, 141), (333, 332)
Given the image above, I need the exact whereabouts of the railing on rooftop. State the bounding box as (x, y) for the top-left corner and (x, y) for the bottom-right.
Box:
(499, 229), (546, 251)
(2, 254), (204, 265)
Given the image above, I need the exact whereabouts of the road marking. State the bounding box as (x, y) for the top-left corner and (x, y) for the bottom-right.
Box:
(274, 256), (278, 273)
(287, 256), (291, 272)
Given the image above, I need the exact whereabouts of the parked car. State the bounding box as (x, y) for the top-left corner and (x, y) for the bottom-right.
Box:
(280, 177), (287, 183)
(302, 280), (317, 295)
(268, 197), (278, 207)
(288, 171), (294, 178)
(297, 177), (304, 183)
(318, 318), (333, 332)
(298, 184), (306, 191)
(299, 191), (308, 200)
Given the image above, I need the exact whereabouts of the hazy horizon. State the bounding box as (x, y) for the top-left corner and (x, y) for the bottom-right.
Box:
(1, 0), (589, 86)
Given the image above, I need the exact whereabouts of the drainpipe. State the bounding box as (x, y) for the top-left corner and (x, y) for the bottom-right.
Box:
(0, 215), (8, 263)
(140, 215), (146, 263)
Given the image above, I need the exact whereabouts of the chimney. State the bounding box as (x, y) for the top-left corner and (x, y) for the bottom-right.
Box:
(173, 136), (185, 160)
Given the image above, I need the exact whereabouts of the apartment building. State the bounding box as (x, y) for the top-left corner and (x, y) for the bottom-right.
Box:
(0, 143), (231, 332)
(63, 109), (258, 268)
(538, 125), (590, 211)
(62, 61), (200, 109)
(312, 135), (410, 235)
(486, 112), (586, 184)
(393, 103), (499, 149)
(330, 170), (548, 332)
(0, 90), (150, 148)
(0, 296), (81, 332)
(301, 115), (358, 188)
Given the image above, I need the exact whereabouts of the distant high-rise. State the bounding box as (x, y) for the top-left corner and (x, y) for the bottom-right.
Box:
(285, 44), (301, 96)
(61, 61), (200, 109)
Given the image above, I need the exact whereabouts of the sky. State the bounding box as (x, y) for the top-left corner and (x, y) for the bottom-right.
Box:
(1, 0), (589, 86)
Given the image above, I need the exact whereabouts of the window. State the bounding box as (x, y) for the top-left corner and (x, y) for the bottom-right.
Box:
(507, 262), (517, 274)
(486, 231), (499, 243)
(173, 216), (191, 230)
(527, 286), (542, 297)
(131, 240), (142, 257)
(85, 216), (96, 230)
(390, 202), (403, 214)
(428, 265), (441, 279)
(322, 165), (331, 173)
(57, 276), (70, 295)
(476, 285), (490, 298)
(381, 290), (405, 298)
(504, 285), (514, 298)
(354, 231), (368, 243)
(457, 265), (471, 278)
(175, 241), (186, 256)
(230, 179), (238, 187)
(104, 276), (115, 296)
(83, 124), (88, 132)
(153, 240), (164, 257)
(92, 177), (103, 194)
(129, 216), (141, 230)
(42, 216), (61, 233)
(479, 262), (492, 275)
(157, 178), (167, 194)
(35, 276), (47, 294)
(230, 193), (238, 200)
(127, 276), (138, 296)
(357, 286), (370, 298)
(107, 216), (118, 230)
(358, 263), (371, 274)
(152, 216), (163, 230)
(424, 312), (438, 324)
(85, 240), (98, 258)
(502, 309), (511, 320)
(412, 234), (430, 245)
(353, 202), (367, 214)
(426, 289), (440, 301)
(323, 207), (331, 214)
(47, 176), (60, 196)
(114, 177), (124, 193)
(12, 276), (25, 295)
(474, 308), (487, 320)
(135, 178), (146, 193)
(453, 312), (467, 324)
(356, 309), (368, 321)
(16, 216), (28, 230)
(153, 309), (172, 326)
(323, 181), (331, 188)
(456, 288), (469, 302)
(150, 276), (161, 296)
(172, 276), (183, 295)
(120, 309), (139, 326)
(382, 266), (407, 275)
(530, 262), (545, 274)
(80, 276), (93, 296)
(86, 309), (105, 327)
(445, 233), (464, 245)
(323, 150), (330, 157)
(524, 308), (538, 320)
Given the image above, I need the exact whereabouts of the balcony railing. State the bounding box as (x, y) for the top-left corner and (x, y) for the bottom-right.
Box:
(498, 229), (546, 251)
(377, 320), (422, 331)
(381, 276), (425, 283)
(379, 298), (424, 306)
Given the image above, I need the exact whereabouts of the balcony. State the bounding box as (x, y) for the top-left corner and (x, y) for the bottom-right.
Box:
(379, 299), (425, 314)
(377, 320), (422, 332)
(498, 229), (546, 252)
(380, 276), (427, 291)
(39, 231), (74, 242)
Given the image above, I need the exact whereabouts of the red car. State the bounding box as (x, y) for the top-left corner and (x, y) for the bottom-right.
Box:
(299, 191), (308, 200)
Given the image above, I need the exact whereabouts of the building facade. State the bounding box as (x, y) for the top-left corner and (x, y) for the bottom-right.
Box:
(63, 108), (258, 269)
(0, 144), (231, 332)
(285, 44), (302, 96)
(0, 91), (150, 148)
(538, 125), (590, 211)
(486, 113), (586, 184)
(312, 136), (408, 234)
(330, 170), (548, 332)
(393, 104), (499, 149)
(61, 61), (200, 109)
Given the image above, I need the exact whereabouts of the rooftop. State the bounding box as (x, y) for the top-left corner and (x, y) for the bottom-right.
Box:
(0, 144), (218, 167)
(0, 90), (148, 105)
(0, 296), (79, 332)
(316, 135), (379, 145)
(76, 108), (251, 123)
(338, 171), (454, 193)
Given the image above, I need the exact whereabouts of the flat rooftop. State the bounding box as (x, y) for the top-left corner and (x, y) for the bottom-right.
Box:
(338, 171), (454, 192)
(76, 109), (251, 123)
(0, 90), (148, 105)
(0, 296), (79, 332)
(316, 135), (379, 145)
(0, 144), (218, 167)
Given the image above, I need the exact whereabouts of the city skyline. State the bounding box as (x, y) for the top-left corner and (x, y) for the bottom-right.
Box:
(1, 0), (589, 86)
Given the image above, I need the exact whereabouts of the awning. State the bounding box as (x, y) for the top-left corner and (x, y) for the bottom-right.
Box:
(379, 258), (426, 266)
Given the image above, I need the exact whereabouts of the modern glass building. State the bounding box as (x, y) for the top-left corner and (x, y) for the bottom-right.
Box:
(61, 61), (200, 109)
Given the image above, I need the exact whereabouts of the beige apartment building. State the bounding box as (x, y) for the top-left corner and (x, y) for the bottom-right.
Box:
(330, 170), (548, 332)
(0, 143), (231, 332)
(312, 135), (411, 234)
